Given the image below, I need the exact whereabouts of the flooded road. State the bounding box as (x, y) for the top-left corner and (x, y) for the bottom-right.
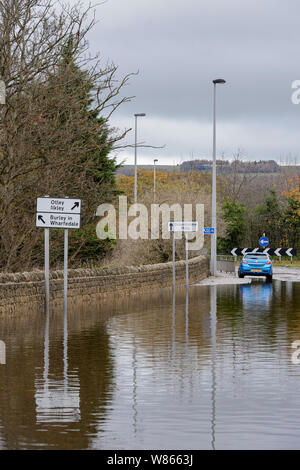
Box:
(0, 278), (300, 449)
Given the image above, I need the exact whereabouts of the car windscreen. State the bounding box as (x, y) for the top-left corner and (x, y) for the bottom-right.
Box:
(245, 254), (268, 259)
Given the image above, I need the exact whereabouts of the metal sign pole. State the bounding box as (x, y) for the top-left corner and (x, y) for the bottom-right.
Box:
(172, 230), (175, 292)
(37, 196), (81, 313)
(44, 228), (50, 311)
(64, 228), (68, 312)
(185, 233), (189, 289)
(167, 221), (199, 292)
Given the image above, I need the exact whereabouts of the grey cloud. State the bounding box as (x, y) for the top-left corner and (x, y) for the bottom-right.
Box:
(82, 0), (300, 160)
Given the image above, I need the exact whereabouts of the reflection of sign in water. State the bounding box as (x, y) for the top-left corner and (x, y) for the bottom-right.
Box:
(35, 376), (81, 423)
(35, 308), (81, 424)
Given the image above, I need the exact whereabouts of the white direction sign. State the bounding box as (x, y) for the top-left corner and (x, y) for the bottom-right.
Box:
(168, 221), (199, 232)
(36, 197), (81, 229)
(36, 212), (81, 229)
(36, 197), (81, 214)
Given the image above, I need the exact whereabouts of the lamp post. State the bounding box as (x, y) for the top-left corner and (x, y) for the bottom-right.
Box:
(211, 79), (226, 276)
(153, 158), (158, 202)
(134, 113), (146, 204)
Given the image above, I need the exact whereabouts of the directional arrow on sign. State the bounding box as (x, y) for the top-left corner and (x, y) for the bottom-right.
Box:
(230, 247), (296, 256)
(71, 202), (80, 211)
(36, 197), (81, 214)
(38, 215), (45, 224)
(259, 236), (269, 247)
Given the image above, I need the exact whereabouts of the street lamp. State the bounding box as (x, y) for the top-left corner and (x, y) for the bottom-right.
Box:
(153, 158), (158, 202)
(134, 113), (146, 204)
(211, 78), (226, 276)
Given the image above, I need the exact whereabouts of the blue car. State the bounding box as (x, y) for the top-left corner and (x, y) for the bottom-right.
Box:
(238, 252), (273, 282)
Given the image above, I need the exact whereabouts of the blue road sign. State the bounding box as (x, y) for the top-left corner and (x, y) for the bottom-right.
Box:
(259, 236), (269, 247)
(203, 227), (215, 234)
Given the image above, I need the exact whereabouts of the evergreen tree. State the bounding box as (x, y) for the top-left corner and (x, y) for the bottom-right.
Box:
(50, 36), (119, 196)
(37, 35), (121, 265)
(281, 194), (300, 248)
(256, 189), (281, 246)
(218, 200), (246, 253)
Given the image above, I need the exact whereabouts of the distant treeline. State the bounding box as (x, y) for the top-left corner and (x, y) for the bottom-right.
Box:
(117, 159), (300, 176)
(180, 159), (280, 173)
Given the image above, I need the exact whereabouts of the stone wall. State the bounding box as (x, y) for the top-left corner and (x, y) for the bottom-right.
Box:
(0, 255), (209, 309)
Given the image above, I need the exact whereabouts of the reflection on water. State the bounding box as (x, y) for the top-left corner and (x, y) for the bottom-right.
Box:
(210, 286), (217, 451)
(185, 288), (189, 345)
(0, 279), (300, 449)
(240, 281), (273, 311)
(35, 306), (80, 424)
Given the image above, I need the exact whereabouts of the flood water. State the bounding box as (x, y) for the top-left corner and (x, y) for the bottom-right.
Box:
(0, 279), (300, 450)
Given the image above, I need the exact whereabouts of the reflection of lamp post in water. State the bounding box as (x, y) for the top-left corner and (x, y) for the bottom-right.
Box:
(210, 285), (217, 450)
(132, 334), (138, 437)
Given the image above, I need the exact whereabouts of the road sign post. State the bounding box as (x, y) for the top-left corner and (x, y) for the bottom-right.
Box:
(36, 197), (81, 311)
(64, 228), (68, 312)
(185, 235), (189, 289)
(168, 221), (199, 291)
(45, 227), (50, 312)
(172, 230), (176, 293)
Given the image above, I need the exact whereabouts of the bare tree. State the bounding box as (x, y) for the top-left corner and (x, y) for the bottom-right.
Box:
(0, 0), (133, 270)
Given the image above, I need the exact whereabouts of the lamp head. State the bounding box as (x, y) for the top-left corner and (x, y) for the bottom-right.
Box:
(134, 113), (146, 117)
(213, 79), (226, 84)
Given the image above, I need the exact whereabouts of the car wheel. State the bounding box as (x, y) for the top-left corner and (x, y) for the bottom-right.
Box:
(238, 272), (244, 278)
(266, 275), (272, 282)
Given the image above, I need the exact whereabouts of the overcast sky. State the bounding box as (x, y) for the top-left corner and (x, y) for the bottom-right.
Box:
(83, 0), (300, 165)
